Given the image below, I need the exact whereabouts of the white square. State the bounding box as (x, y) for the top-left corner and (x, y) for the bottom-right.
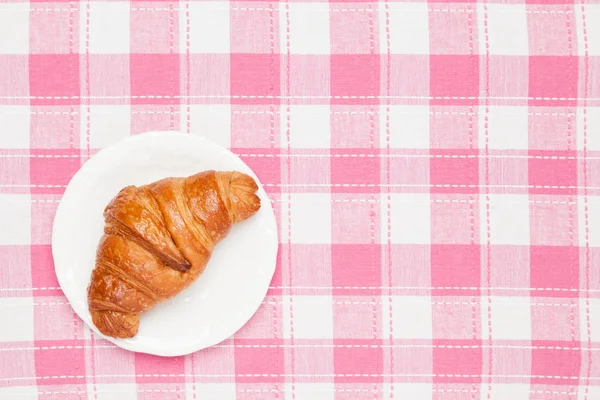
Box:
(384, 296), (432, 339)
(483, 194), (530, 245)
(0, 297), (34, 342)
(576, 107), (600, 151)
(283, 295), (333, 339)
(383, 194), (431, 244)
(0, 4), (29, 54)
(85, 2), (130, 54)
(92, 383), (137, 400)
(283, 4), (330, 54)
(0, 194), (31, 245)
(287, 383), (334, 400)
(85, 105), (131, 149)
(580, 196), (600, 247)
(289, 193), (331, 244)
(189, 105), (231, 148)
(382, 106), (430, 149)
(481, 106), (529, 150)
(283, 106), (330, 148)
(0, 386), (38, 400)
(0, 106), (30, 148)
(381, 3), (429, 54)
(576, 5), (600, 56)
(484, 384), (530, 400)
(482, 297), (531, 340)
(578, 385), (600, 400)
(479, 4), (528, 55)
(185, 383), (236, 400)
(183, 3), (230, 54)
(385, 383), (433, 399)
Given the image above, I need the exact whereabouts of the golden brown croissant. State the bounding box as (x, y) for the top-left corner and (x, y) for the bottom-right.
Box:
(87, 170), (261, 338)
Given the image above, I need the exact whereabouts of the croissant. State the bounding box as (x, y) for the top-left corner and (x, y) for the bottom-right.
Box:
(86, 170), (261, 339)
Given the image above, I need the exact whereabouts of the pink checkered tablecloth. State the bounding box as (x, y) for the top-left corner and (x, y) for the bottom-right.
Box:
(2, 0), (600, 399)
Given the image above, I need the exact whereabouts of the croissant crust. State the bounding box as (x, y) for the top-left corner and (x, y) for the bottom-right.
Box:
(87, 170), (261, 338)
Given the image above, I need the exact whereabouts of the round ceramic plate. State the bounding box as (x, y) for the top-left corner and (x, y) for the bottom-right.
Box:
(52, 131), (278, 356)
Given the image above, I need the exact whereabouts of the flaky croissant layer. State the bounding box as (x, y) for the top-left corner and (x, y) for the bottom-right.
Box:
(87, 170), (261, 338)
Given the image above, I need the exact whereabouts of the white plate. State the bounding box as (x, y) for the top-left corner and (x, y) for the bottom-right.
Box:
(52, 131), (278, 357)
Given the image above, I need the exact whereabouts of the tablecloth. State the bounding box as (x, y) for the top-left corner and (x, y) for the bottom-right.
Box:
(1, 0), (600, 399)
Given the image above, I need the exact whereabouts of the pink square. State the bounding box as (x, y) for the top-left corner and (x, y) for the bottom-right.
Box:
(387, 245), (431, 290)
(528, 106), (575, 150)
(331, 244), (381, 295)
(430, 55), (478, 106)
(230, 54), (280, 105)
(135, 353), (185, 383)
(0, 154), (30, 194)
(385, 55), (429, 99)
(528, 151), (577, 195)
(29, 150), (81, 195)
(531, 298), (580, 340)
(530, 196), (577, 246)
(530, 246), (579, 297)
(0, 344), (36, 385)
(527, 6), (573, 56)
(187, 341), (235, 380)
(333, 340), (383, 383)
(388, 152), (429, 194)
(234, 340), (284, 383)
(330, 6), (376, 54)
(331, 106), (380, 148)
(332, 195), (381, 244)
(131, 3), (179, 53)
(292, 345), (334, 376)
(433, 297), (482, 339)
(531, 341), (580, 384)
(130, 54), (180, 105)
(30, 245), (62, 297)
(31, 106), (80, 149)
(31, 195), (60, 245)
(286, 244), (332, 293)
(29, 54), (80, 106)
(131, 105), (180, 135)
(34, 297), (84, 340)
(431, 194), (480, 244)
(529, 56), (578, 106)
(389, 344), (433, 377)
(231, 5), (278, 53)
(231, 106), (279, 148)
(488, 245), (530, 296)
(429, 5), (478, 55)
(35, 340), (86, 385)
(186, 54), (230, 101)
(289, 155), (331, 193)
(331, 55), (380, 105)
(0, 55), (30, 100)
(430, 106), (479, 149)
(29, 7), (78, 54)
(234, 300), (281, 339)
(487, 152), (529, 195)
(430, 150), (479, 194)
(330, 149), (380, 193)
(488, 56), (529, 106)
(433, 340), (482, 383)
(234, 148), (281, 193)
(0, 245), (31, 294)
(333, 296), (383, 339)
(91, 345), (135, 384)
(431, 244), (481, 296)
(284, 55), (331, 100)
(89, 54), (131, 100)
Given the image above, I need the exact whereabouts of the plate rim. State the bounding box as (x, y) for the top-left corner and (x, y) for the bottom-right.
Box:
(51, 130), (279, 357)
